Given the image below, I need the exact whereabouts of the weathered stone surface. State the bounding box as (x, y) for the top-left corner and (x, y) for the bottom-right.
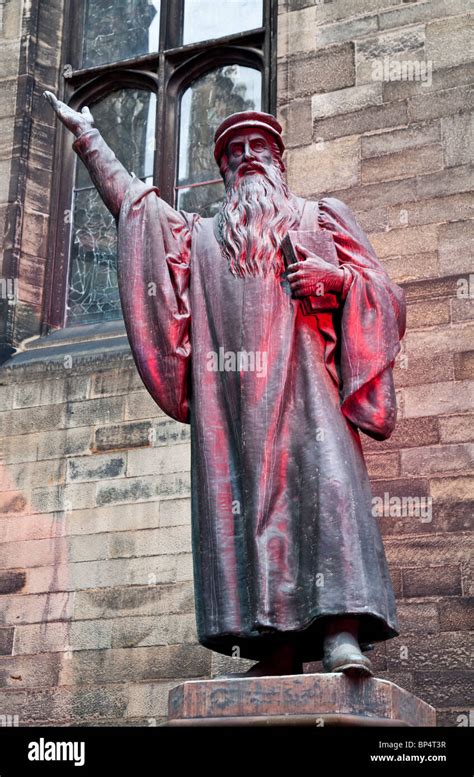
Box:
(315, 15), (378, 47)
(454, 351), (474, 381)
(362, 144), (443, 183)
(331, 177), (417, 212)
(96, 472), (190, 506)
(416, 164), (472, 199)
(429, 476), (474, 502)
(425, 15), (474, 70)
(124, 391), (165, 421)
(386, 632), (473, 670)
(382, 253), (440, 283)
(355, 25), (426, 84)
(37, 427), (93, 461)
(406, 298), (451, 329)
(378, 2), (433, 31)
(0, 628), (14, 655)
(314, 100), (408, 141)
(403, 323), (474, 357)
(278, 99), (312, 148)
(371, 224), (438, 258)
(58, 645), (210, 686)
(26, 554), (180, 594)
(387, 193), (473, 229)
(438, 597), (474, 631)
(361, 122), (441, 159)
(404, 380), (473, 419)
(66, 453), (126, 483)
(442, 113), (474, 168)
(90, 368), (143, 398)
(393, 353), (454, 388)
(407, 85), (473, 124)
(414, 671), (474, 708)
(384, 534), (474, 569)
(451, 298), (474, 324)
(365, 451), (400, 479)
(126, 444), (190, 478)
(439, 414), (474, 443)
(0, 684), (129, 721)
(401, 443), (474, 477)
(65, 397), (125, 428)
(396, 603), (440, 635)
(73, 582), (194, 620)
(0, 592), (73, 627)
(0, 652), (62, 689)
(159, 498), (191, 527)
(13, 612), (198, 655)
(383, 60), (474, 103)
(363, 416), (440, 452)
(286, 136), (359, 195)
(438, 220), (474, 275)
(312, 83), (382, 120)
(402, 565), (463, 598)
(0, 570), (26, 595)
(279, 43), (354, 102)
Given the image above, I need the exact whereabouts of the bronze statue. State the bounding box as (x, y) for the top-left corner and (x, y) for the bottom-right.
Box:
(44, 92), (406, 678)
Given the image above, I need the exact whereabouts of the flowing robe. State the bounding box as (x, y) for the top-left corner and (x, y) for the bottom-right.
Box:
(73, 129), (406, 661)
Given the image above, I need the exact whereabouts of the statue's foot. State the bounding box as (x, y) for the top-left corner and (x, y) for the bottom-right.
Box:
(322, 617), (374, 678)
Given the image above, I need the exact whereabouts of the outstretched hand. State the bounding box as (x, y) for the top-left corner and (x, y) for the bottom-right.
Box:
(43, 91), (94, 138)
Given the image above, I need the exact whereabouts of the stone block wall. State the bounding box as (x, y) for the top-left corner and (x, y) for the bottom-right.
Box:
(0, 353), (211, 725)
(0, 0), (472, 726)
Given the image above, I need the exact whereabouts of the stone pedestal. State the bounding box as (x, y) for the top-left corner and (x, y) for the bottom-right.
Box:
(166, 673), (436, 727)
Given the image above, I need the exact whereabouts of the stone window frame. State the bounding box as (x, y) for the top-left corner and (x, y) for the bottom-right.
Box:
(41, 0), (277, 339)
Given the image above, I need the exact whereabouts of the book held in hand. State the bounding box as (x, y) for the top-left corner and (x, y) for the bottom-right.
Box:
(281, 230), (340, 314)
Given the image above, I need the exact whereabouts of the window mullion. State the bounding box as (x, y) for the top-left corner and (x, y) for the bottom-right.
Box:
(163, 0), (185, 49)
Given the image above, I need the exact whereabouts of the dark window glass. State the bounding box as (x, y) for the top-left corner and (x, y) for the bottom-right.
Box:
(182, 0), (263, 45)
(82, 0), (161, 67)
(177, 65), (261, 216)
(67, 88), (156, 325)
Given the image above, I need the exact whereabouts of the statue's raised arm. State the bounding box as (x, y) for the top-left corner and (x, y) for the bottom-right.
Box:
(44, 90), (193, 423)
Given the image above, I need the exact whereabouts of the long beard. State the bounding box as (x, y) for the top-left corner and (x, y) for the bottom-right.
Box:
(216, 163), (300, 278)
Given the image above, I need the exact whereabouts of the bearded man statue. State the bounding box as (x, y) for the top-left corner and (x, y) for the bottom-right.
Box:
(45, 93), (406, 679)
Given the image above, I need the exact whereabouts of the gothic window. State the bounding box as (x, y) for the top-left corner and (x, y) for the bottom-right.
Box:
(45, 0), (275, 330)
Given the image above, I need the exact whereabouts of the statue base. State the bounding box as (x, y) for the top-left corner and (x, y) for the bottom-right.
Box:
(166, 672), (436, 727)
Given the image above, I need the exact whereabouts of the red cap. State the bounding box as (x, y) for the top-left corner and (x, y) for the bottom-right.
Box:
(214, 110), (285, 163)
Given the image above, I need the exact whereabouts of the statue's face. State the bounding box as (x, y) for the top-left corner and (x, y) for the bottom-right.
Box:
(225, 128), (275, 178)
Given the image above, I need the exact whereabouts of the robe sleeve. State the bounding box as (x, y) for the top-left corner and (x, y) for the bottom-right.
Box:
(72, 128), (194, 424)
(72, 128), (133, 218)
(318, 196), (406, 440)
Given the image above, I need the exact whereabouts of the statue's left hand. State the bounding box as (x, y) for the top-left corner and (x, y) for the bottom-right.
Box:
(43, 91), (95, 138)
(287, 243), (344, 298)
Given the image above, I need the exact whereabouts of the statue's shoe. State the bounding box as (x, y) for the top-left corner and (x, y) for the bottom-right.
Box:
(322, 631), (374, 677)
